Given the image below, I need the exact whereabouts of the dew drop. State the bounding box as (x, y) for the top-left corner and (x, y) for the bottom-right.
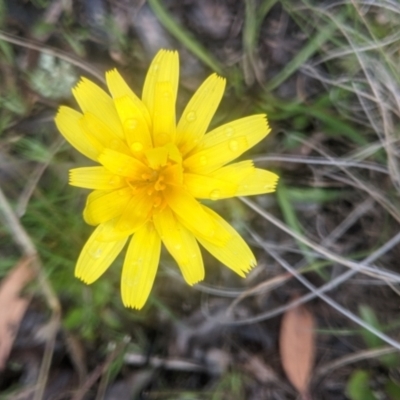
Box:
(89, 247), (103, 259)
(109, 139), (120, 150)
(229, 140), (239, 152)
(119, 221), (134, 231)
(153, 63), (160, 72)
(210, 189), (220, 200)
(124, 278), (135, 288)
(125, 118), (138, 131)
(225, 126), (234, 137)
(131, 142), (143, 152)
(174, 243), (182, 250)
(186, 111), (196, 122)
(109, 176), (121, 186)
(199, 155), (207, 166)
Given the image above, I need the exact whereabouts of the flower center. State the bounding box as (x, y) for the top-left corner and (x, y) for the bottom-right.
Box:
(128, 143), (183, 210)
(141, 167), (167, 193)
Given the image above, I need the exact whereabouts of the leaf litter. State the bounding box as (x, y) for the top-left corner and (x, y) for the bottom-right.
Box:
(0, 256), (36, 370)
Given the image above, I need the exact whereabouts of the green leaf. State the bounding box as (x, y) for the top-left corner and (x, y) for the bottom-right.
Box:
(359, 305), (383, 349)
(346, 370), (376, 400)
(386, 379), (400, 400)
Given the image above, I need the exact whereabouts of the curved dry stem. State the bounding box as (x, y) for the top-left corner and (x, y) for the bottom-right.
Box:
(0, 30), (105, 83)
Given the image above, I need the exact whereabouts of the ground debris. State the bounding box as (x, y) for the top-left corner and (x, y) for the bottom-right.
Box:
(0, 256), (36, 371)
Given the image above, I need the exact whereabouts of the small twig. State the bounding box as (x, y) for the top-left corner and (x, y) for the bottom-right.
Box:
(72, 338), (130, 400)
(124, 353), (207, 373)
(0, 30), (105, 83)
(316, 346), (399, 378)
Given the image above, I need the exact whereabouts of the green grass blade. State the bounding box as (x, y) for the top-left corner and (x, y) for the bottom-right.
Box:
(148, 0), (224, 74)
(266, 12), (341, 90)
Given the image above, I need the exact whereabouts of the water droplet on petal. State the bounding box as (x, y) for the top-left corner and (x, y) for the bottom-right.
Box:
(186, 111), (196, 122)
(229, 140), (238, 152)
(125, 118), (138, 131)
(109, 139), (120, 150)
(153, 63), (160, 72)
(174, 243), (182, 250)
(89, 247), (103, 259)
(210, 189), (220, 200)
(225, 126), (234, 137)
(124, 278), (135, 288)
(131, 142), (143, 152)
(118, 221), (131, 231)
(109, 176), (121, 186)
(199, 155), (207, 166)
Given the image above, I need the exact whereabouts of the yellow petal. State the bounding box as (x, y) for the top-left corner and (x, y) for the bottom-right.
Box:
(153, 207), (204, 285)
(183, 173), (237, 200)
(105, 69), (152, 128)
(84, 190), (111, 225)
(176, 73), (226, 154)
(121, 222), (161, 309)
(164, 163), (183, 186)
(144, 146), (169, 169)
(96, 217), (135, 242)
(69, 167), (126, 190)
(196, 206), (256, 277)
(114, 95), (153, 150)
(210, 160), (254, 182)
(152, 82), (176, 146)
(164, 186), (228, 246)
(183, 136), (248, 174)
(80, 112), (131, 155)
(55, 106), (102, 161)
(114, 189), (153, 233)
(83, 187), (132, 225)
(184, 115), (270, 174)
(75, 221), (129, 284)
(98, 149), (150, 179)
(208, 161), (279, 197)
(142, 50), (179, 118)
(236, 168), (279, 196)
(72, 77), (124, 139)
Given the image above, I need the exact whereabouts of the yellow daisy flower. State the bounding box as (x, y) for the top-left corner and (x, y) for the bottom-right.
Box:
(55, 49), (279, 309)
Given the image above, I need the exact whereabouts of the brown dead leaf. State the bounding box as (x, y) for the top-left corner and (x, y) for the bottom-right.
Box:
(279, 300), (316, 398)
(0, 256), (36, 370)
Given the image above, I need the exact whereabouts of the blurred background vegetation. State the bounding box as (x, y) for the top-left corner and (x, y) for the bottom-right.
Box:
(1, 0), (400, 399)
